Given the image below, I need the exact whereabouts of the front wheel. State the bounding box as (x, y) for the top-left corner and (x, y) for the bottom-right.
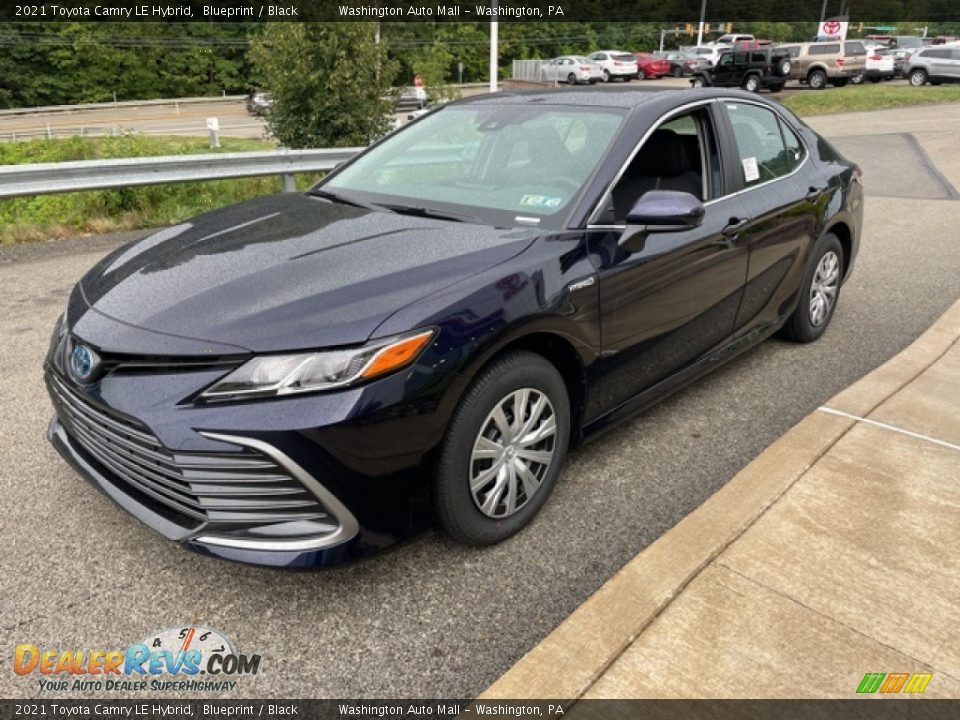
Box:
(673, 66), (683, 77)
(602, 69), (611, 83)
(434, 351), (570, 545)
(909, 69), (927, 86)
(743, 75), (761, 93)
(567, 73), (578, 85)
(781, 234), (843, 343)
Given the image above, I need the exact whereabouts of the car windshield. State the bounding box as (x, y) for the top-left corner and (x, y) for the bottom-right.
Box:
(322, 105), (625, 229)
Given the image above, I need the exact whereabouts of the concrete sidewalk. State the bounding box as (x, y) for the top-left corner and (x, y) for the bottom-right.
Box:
(483, 298), (960, 700)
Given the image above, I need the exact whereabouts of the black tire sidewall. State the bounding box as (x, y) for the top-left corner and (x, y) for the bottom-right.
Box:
(434, 351), (571, 545)
(784, 234), (844, 343)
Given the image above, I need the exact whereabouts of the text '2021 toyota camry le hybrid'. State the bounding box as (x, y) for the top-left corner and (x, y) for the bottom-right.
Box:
(46, 88), (862, 568)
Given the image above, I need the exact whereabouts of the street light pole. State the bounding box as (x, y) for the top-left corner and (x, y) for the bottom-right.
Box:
(696, 0), (707, 46)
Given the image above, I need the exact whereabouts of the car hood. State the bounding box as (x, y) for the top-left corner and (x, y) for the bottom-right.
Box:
(79, 193), (539, 352)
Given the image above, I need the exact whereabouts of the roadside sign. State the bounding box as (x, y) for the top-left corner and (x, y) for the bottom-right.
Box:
(206, 117), (219, 131)
(819, 19), (849, 41)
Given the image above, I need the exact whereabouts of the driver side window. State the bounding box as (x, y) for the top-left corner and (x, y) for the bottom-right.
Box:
(603, 107), (718, 224)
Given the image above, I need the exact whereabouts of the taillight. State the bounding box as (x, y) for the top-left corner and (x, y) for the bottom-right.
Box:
(580, 66), (590, 71)
(614, 61), (623, 66)
(836, 58), (845, 66)
(854, 165), (863, 184)
(871, 54), (882, 61)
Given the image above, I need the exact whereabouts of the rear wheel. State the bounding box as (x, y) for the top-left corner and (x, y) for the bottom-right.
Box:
(691, 76), (705, 88)
(774, 58), (792, 76)
(635, 70), (644, 80)
(743, 74), (761, 93)
(909, 69), (927, 86)
(808, 69), (828, 89)
(672, 66), (683, 77)
(781, 234), (843, 343)
(602, 69), (611, 83)
(434, 351), (570, 545)
(567, 73), (578, 85)
(851, 72), (864, 85)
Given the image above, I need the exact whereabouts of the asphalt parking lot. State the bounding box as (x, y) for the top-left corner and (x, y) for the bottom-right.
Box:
(1, 104), (959, 700)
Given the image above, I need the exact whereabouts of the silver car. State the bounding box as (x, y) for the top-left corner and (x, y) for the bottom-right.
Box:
(541, 56), (603, 85)
(906, 46), (960, 85)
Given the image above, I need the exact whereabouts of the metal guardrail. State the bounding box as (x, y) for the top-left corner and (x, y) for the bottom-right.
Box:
(0, 95), (248, 117)
(0, 148), (363, 199)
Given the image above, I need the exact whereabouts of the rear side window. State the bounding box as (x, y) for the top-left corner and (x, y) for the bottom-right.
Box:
(751, 52), (766, 63)
(810, 44), (841, 55)
(921, 49), (950, 59)
(613, 53), (635, 62)
(724, 102), (796, 188)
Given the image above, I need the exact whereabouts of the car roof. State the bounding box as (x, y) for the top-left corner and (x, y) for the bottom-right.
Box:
(453, 87), (781, 112)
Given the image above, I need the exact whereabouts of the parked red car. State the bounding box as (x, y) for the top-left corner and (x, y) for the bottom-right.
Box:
(634, 53), (671, 79)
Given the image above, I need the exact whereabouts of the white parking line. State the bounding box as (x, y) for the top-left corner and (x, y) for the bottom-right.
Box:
(817, 406), (960, 453)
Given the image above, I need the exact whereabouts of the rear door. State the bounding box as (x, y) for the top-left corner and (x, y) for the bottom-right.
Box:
(844, 41), (868, 75)
(716, 99), (821, 336)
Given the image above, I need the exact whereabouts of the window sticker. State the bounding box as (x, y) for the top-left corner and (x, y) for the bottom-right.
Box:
(519, 194), (563, 209)
(742, 157), (760, 182)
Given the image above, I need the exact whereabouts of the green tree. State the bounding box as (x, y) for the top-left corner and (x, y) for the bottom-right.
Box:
(250, 23), (398, 149)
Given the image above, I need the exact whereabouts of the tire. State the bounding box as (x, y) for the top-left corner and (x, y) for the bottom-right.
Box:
(691, 76), (705, 88)
(780, 233), (844, 343)
(602, 69), (611, 83)
(673, 66), (683, 78)
(743, 75), (761, 93)
(434, 351), (571, 546)
(774, 58), (792, 77)
(567, 73), (578, 85)
(768, 82), (785, 93)
(635, 70), (644, 80)
(909, 69), (927, 86)
(850, 72), (864, 85)
(808, 69), (828, 90)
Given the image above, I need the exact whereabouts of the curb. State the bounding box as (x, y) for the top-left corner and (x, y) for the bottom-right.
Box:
(481, 297), (960, 701)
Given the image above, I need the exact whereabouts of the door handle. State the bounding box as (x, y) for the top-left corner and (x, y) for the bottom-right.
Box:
(722, 217), (750, 238)
(806, 185), (826, 202)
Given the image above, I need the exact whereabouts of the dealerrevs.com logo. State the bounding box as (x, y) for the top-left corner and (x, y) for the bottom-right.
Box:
(14, 626), (262, 693)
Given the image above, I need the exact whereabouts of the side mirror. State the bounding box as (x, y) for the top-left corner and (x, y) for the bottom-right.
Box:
(620, 190), (705, 252)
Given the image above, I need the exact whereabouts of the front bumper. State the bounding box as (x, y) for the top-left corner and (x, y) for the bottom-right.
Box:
(44, 339), (457, 567)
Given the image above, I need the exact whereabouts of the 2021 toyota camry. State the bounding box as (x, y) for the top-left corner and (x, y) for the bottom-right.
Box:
(46, 88), (862, 568)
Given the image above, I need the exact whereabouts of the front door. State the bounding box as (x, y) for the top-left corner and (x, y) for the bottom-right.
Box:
(585, 105), (749, 421)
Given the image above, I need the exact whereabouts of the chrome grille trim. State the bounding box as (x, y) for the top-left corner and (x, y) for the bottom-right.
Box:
(48, 373), (334, 530)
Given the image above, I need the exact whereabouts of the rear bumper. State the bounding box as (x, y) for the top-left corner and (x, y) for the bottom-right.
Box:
(864, 69), (895, 79)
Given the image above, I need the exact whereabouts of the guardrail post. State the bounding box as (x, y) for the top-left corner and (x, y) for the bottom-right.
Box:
(281, 174), (297, 193)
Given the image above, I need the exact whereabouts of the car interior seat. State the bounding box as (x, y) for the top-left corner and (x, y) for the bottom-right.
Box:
(611, 129), (704, 222)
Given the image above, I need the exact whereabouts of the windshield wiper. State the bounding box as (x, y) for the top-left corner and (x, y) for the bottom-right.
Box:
(376, 203), (482, 224)
(306, 188), (379, 211)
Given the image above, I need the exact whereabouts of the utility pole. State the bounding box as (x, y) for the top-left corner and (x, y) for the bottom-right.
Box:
(489, 2), (499, 92)
(819, 0), (829, 24)
(659, 28), (665, 52)
(696, 0), (707, 46)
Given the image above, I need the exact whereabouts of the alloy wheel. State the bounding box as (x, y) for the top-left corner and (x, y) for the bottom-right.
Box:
(809, 251), (840, 327)
(469, 388), (557, 519)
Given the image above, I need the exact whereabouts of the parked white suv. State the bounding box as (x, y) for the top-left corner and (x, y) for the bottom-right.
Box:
(587, 50), (639, 82)
(687, 45), (732, 66)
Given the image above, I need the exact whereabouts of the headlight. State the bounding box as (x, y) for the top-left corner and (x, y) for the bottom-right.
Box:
(200, 329), (435, 401)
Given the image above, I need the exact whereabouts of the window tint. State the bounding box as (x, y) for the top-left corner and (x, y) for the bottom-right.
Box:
(810, 44), (841, 55)
(751, 52), (766, 63)
(724, 102), (795, 187)
(922, 49), (950, 59)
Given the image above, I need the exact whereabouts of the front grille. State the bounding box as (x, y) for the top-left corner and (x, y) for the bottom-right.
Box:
(47, 373), (333, 531)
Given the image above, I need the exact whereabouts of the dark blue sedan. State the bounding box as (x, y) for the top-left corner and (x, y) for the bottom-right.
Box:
(46, 88), (862, 567)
